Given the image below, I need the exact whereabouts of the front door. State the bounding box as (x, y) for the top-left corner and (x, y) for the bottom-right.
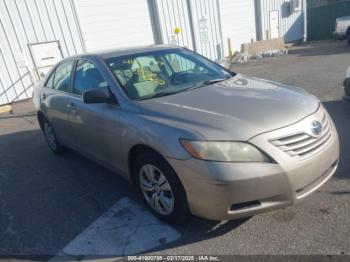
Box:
(68, 59), (122, 169)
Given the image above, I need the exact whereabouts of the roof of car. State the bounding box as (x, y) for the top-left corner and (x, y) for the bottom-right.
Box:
(67, 45), (182, 61)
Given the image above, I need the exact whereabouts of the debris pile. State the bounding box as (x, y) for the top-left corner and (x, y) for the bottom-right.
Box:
(217, 49), (288, 69)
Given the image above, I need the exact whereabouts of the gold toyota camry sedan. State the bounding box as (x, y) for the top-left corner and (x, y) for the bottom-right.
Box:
(33, 46), (339, 224)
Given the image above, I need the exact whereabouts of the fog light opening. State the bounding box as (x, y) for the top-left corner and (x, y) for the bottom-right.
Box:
(230, 200), (261, 211)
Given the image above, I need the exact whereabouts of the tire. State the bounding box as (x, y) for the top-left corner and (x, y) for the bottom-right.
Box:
(135, 151), (190, 224)
(347, 35), (350, 47)
(344, 78), (350, 100)
(40, 117), (66, 154)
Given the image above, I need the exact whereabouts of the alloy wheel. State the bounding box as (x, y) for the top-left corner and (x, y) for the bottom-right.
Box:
(139, 164), (174, 215)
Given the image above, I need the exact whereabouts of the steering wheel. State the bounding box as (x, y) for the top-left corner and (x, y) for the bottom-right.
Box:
(170, 71), (190, 85)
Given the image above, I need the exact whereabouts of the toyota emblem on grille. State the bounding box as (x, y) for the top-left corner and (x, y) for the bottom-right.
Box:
(311, 121), (322, 136)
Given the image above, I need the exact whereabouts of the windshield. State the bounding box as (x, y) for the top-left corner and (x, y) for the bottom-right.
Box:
(105, 48), (234, 100)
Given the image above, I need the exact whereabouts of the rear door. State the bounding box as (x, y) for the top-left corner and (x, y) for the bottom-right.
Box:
(68, 59), (122, 169)
(40, 60), (75, 145)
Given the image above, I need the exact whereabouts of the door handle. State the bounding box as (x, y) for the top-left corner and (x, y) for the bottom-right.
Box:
(66, 102), (77, 113)
(66, 102), (74, 108)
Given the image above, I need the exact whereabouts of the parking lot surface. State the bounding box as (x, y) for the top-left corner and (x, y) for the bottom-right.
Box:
(0, 41), (350, 260)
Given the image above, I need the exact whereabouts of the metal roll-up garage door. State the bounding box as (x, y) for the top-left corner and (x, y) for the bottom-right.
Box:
(74, 0), (156, 52)
(219, 0), (257, 55)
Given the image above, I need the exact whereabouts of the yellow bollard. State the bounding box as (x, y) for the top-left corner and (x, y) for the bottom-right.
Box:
(227, 38), (233, 58)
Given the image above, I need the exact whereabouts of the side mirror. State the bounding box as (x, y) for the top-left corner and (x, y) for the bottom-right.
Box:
(82, 86), (116, 104)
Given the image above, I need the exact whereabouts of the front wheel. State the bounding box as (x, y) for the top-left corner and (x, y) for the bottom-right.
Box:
(345, 82), (350, 99)
(135, 152), (190, 224)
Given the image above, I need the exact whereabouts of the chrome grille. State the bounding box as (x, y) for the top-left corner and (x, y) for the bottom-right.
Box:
(270, 112), (333, 160)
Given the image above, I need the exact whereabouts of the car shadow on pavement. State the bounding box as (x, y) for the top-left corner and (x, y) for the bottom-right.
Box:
(323, 99), (350, 181)
(0, 129), (247, 260)
(145, 217), (249, 256)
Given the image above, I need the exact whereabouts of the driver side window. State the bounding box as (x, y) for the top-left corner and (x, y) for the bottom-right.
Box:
(73, 60), (108, 96)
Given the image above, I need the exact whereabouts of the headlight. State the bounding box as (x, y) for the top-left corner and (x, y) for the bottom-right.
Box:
(180, 140), (271, 162)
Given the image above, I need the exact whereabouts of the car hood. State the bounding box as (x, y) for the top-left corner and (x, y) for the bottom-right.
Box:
(137, 75), (319, 141)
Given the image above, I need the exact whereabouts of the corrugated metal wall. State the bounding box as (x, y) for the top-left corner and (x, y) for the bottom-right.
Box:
(190, 0), (223, 60)
(156, 0), (195, 50)
(155, 0), (223, 61)
(257, 0), (305, 42)
(0, 0), (84, 105)
(1, 0), (306, 106)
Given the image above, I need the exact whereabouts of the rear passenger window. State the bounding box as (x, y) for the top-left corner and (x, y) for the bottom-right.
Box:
(53, 61), (74, 92)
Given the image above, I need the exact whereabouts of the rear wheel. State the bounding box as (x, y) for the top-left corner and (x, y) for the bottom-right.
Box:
(41, 117), (66, 154)
(135, 152), (190, 224)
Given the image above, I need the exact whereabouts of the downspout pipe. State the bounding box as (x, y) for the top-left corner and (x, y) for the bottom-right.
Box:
(254, 0), (263, 41)
(303, 0), (308, 42)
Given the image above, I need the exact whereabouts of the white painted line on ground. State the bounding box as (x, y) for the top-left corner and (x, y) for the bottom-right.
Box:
(57, 197), (180, 258)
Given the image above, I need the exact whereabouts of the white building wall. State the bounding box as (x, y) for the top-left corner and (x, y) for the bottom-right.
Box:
(258, 0), (305, 42)
(74, 0), (155, 52)
(0, 0), (84, 105)
(219, 0), (257, 55)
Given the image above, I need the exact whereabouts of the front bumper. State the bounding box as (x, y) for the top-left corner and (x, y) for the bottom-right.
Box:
(167, 108), (340, 221)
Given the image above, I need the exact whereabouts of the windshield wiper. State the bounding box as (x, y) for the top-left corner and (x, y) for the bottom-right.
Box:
(138, 76), (231, 101)
(189, 76), (231, 90)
